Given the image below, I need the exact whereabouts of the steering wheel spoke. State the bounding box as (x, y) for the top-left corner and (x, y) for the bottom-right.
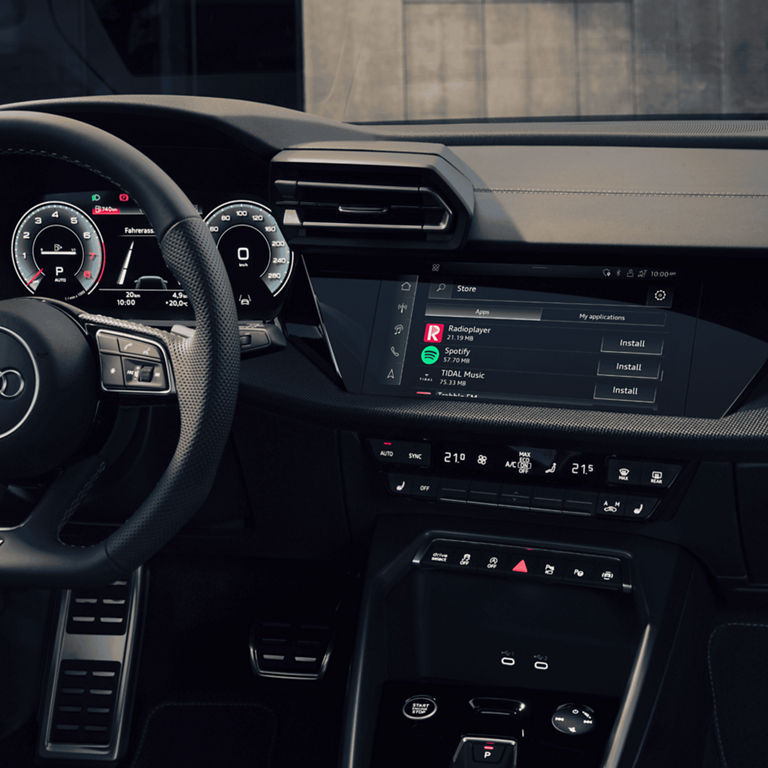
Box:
(84, 319), (177, 398)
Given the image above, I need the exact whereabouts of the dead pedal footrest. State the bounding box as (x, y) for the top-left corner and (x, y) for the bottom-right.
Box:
(39, 570), (142, 761)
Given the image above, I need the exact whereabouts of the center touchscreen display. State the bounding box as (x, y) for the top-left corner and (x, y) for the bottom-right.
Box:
(361, 264), (697, 415)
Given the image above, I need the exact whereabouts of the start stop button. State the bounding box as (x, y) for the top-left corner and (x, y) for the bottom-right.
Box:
(402, 694), (438, 721)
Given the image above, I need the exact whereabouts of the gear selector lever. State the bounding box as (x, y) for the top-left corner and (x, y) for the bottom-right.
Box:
(451, 736), (517, 767)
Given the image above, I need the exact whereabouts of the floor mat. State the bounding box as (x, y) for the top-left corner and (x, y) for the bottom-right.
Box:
(131, 702), (276, 768)
(709, 623), (768, 768)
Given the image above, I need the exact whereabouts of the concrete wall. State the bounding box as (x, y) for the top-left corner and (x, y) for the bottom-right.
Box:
(302, 0), (768, 122)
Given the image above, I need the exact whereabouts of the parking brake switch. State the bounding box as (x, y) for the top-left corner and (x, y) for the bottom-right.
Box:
(452, 737), (517, 767)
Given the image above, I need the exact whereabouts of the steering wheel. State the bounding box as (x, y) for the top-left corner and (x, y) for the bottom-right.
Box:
(0, 111), (240, 585)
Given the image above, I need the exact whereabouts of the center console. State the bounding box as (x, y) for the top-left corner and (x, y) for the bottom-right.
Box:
(339, 517), (711, 768)
(303, 251), (751, 768)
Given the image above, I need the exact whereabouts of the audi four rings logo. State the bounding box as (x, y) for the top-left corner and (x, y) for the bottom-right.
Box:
(0, 369), (24, 399)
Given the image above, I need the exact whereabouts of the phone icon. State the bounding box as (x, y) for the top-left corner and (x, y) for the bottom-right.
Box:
(390, 346), (400, 357)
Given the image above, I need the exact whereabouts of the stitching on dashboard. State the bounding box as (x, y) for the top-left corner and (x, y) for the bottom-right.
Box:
(707, 622), (768, 768)
(476, 188), (768, 199)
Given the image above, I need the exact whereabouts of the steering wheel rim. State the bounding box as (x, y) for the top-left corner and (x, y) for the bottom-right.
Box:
(0, 111), (240, 585)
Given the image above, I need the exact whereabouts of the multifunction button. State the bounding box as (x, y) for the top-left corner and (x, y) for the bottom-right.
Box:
(96, 331), (171, 393)
(551, 704), (595, 736)
(421, 539), (628, 592)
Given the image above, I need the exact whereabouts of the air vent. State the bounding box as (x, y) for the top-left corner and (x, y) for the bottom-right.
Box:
(275, 180), (452, 232)
(270, 146), (474, 250)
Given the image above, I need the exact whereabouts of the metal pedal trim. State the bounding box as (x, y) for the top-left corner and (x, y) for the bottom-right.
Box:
(38, 568), (143, 761)
(249, 621), (333, 681)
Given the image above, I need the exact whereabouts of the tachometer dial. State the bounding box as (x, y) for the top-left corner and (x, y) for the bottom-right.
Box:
(204, 201), (292, 304)
(12, 202), (105, 301)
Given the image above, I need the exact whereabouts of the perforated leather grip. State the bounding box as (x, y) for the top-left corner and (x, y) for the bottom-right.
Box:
(0, 111), (240, 583)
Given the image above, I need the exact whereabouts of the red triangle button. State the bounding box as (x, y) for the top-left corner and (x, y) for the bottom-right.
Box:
(512, 559), (528, 573)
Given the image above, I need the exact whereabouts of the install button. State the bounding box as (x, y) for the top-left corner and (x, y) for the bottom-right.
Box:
(597, 357), (661, 380)
(594, 381), (657, 404)
(601, 334), (664, 355)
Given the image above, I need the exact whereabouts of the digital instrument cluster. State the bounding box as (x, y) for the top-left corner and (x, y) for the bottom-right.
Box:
(9, 190), (293, 320)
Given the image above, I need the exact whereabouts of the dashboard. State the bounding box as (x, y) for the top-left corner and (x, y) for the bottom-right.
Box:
(2, 96), (768, 768)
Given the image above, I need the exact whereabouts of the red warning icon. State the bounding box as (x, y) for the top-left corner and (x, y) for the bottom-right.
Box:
(512, 559), (528, 573)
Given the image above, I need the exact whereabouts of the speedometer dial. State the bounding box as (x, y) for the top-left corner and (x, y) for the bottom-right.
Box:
(12, 202), (105, 301)
(204, 201), (292, 302)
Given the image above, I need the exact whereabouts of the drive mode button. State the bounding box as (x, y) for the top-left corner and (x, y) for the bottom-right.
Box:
(601, 334), (664, 355)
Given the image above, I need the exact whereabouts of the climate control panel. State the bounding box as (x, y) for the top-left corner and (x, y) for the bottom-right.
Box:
(367, 437), (685, 522)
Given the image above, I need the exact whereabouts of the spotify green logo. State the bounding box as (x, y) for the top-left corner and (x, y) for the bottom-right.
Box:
(421, 346), (440, 365)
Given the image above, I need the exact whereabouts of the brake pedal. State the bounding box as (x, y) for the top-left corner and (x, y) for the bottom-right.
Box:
(39, 569), (143, 760)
